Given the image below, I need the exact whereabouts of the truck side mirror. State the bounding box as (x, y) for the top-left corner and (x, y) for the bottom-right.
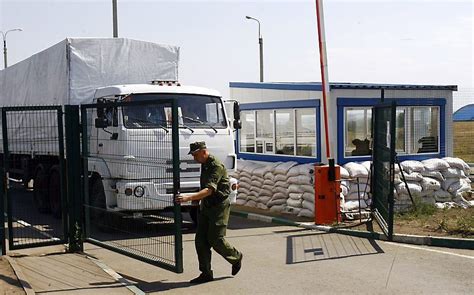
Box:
(233, 101), (241, 121)
(233, 101), (241, 129)
(233, 120), (242, 129)
(95, 106), (111, 128)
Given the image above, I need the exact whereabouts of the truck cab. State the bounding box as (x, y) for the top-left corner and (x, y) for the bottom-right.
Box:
(87, 81), (240, 223)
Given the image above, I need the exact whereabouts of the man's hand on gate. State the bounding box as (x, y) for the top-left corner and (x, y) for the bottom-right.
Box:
(175, 194), (191, 204)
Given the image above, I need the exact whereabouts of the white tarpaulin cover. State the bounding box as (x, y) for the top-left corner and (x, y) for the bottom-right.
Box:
(0, 37), (180, 106)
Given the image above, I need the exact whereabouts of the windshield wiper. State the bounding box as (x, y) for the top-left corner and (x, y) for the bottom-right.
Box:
(126, 116), (169, 133)
(182, 116), (218, 133)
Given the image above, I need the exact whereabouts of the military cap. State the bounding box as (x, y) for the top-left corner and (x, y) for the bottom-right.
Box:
(188, 141), (207, 154)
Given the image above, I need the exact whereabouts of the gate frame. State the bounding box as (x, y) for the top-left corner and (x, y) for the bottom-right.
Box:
(1, 105), (69, 251)
(371, 100), (396, 241)
(80, 99), (183, 273)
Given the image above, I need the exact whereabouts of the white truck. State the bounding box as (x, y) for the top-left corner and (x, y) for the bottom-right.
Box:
(0, 38), (240, 223)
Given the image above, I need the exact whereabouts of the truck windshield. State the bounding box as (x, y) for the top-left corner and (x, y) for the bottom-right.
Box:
(122, 93), (227, 129)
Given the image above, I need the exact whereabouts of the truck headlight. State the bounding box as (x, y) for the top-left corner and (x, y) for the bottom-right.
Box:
(134, 186), (145, 197)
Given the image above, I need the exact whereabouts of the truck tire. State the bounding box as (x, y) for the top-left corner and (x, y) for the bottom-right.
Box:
(48, 165), (62, 219)
(33, 165), (50, 213)
(89, 176), (111, 232)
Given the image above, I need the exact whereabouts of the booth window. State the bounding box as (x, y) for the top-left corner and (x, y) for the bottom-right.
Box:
(276, 109), (294, 155)
(256, 110), (274, 153)
(239, 107), (317, 158)
(343, 105), (440, 157)
(296, 108), (317, 156)
(240, 111), (255, 152)
(345, 108), (372, 157)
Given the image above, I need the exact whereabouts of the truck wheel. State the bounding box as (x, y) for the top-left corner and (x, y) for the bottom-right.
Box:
(89, 176), (111, 232)
(33, 165), (50, 213)
(48, 166), (62, 219)
(189, 206), (199, 226)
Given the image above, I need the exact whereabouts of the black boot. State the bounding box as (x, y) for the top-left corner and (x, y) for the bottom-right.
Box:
(232, 253), (243, 276)
(190, 272), (214, 284)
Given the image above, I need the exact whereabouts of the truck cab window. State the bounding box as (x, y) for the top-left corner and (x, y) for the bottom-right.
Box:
(122, 94), (227, 129)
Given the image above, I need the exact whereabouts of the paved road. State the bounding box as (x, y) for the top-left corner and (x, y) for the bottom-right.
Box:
(84, 215), (474, 295)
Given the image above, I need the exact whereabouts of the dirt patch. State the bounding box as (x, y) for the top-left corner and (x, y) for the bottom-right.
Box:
(0, 257), (25, 294)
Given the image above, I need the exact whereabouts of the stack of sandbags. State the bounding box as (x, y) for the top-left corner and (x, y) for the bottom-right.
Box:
(341, 162), (371, 213)
(440, 157), (472, 208)
(267, 161), (297, 213)
(235, 160), (262, 207)
(396, 158), (472, 210)
(395, 160), (425, 211)
(286, 163), (315, 218)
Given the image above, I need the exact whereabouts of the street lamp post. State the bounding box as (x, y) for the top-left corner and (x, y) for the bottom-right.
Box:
(246, 16), (264, 82)
(0, 28), (23, 69)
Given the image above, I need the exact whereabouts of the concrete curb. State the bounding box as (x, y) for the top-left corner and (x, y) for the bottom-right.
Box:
(230, 209), (474, 250)
(4, 256), (35, 295)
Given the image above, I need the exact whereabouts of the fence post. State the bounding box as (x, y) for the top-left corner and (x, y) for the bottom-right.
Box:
(1, 109), (7, 255)
(172, 100), (183, 273)
(65, 105), (83, 252)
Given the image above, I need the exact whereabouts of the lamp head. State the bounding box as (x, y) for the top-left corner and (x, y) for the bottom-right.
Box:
(245, 16), (251, 19)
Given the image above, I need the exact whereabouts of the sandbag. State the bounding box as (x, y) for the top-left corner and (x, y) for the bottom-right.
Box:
(245, 200), (257, 207)
(400, 160), (424, 173)
(288, 184), (304, 193)
(420, 189), (435, 197)
(422, 158), (450, 171)
(267, 198), (287, 207)
(263, 179), (275, 186)
(342, 199), (368, 211)
(340, 166), (350, 179)
(302, 192), (315, 202)
(421, 195), (436, 205)
(346, 191), (369, 200)
(349, 183), (369, 195)
(302, 200), (314, 211)
(420, 177), (441, 191)
(442, 178), (460, 191)
(441, 168), (465, 178)
(288, 175), (312, 185)
(421, 170), (445, 181)
(434, 190), (452, 202)
(270, 204), (286, 212)
(257, 203), (269, 210)
(402, 172), (423, 182)
(271, 192), (287, 200)
(274, 161), (298, 175)
(449, 179), (471, 194)
(289, 192), (304, 200)
(396, 182), (422, 195)
(264, 173), (275, 180)
(272, 187), (288, 194)
(235, 198), (247, 205)
(442, 157), (471, 173)
(341, 185), (348, 196)
(297, 208), (314, 218)
(287, 198), (303, 208)
(250, 180), (263, 188)
(300, 184), (315, 194)
(284, 206), (302, 215)
(274, 180), (289, 188)
(361, 161), (372, 172)
(274, 174), (288, 182)
(343, 162), (369, 178)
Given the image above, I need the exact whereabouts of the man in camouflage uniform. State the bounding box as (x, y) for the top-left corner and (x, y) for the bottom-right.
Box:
(176, 141), (243, 284)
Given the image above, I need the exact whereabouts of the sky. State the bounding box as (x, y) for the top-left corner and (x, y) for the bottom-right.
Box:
(1, 0), (473, 110)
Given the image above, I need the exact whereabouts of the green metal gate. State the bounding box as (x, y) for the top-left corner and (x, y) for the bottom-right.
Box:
(1, 106), (68, 251)
(371, 101), (396, 240)
(81, 99), (183, 273)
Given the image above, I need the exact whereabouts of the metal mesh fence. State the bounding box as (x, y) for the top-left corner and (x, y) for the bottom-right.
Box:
(82, 100), (182, 272)
(453, 88), (474, 165)
(1, 107), (67, 250)
(371, 102), (396, 240)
